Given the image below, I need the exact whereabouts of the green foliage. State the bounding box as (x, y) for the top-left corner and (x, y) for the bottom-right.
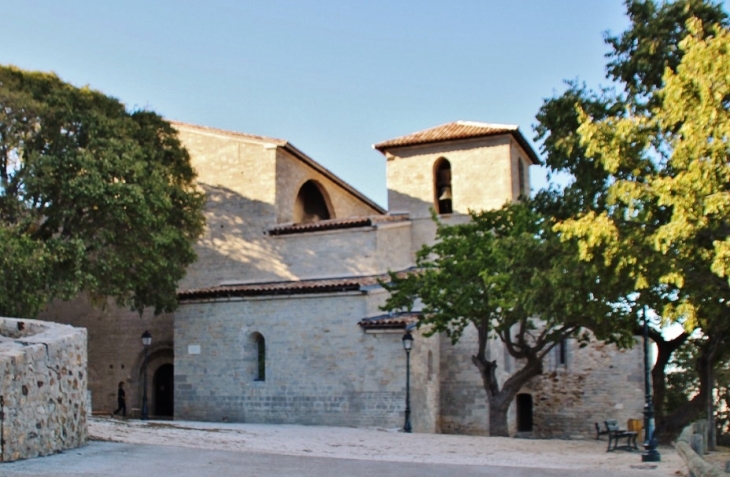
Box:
(535, 0), (730, 438)
(384, 202), (633, 350)
(381, 201), (635, 435)
(562, 19), (730, 331)
(604, 0), (728, 101)
(0, 65), (205, 317)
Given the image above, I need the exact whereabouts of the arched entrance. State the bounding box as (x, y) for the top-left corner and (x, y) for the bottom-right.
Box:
(516, 393), (533, 432)
(153, 363), (174, 418)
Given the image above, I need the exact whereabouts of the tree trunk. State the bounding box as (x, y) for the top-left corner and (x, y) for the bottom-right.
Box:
(488, 398), (511, 437)
(655, 333), (723, 443)
(472, 349), (544, 437)
(650, 331), (688, 429)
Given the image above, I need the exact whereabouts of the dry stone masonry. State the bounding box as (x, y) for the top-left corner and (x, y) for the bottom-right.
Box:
(0, 317), (87, 462)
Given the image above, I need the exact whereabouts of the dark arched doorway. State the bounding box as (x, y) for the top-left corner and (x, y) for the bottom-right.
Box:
(516, 393), (533, 432)
(153, 363), (174, 418)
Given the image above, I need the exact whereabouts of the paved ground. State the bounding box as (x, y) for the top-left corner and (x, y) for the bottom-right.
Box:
(0, 417), (688, 477)
(0, 441), (677, 477)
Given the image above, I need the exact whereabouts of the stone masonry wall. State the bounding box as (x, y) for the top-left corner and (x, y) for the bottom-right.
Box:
(173, 123), (281, 290)
(386, 136), (516, 219)
(438, 326), (516, 435)
(0, 317), (87, 462)
(275, 148), (381, 223)
(174, 123), (387, 290)
(526, 339), (644, 439)
(174, 292), (427, 429)
(269, 221), (413, 281)
(40, 296), (173, 418)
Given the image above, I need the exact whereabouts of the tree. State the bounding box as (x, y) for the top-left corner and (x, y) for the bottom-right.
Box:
(664, 336), (730, 444)
(0, 65), (205, 318)
(539, 6), (730, 439)
(381, 203), (634, 436)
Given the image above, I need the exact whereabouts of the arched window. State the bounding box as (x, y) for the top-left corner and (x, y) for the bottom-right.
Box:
(293, 180), (332, 223)
(434, 158), (452, 214)
(252, 333), (266, 381)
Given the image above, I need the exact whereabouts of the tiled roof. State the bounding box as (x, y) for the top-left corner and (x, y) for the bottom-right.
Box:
(358, 312), (420, 330)
(373, 120), (540, 164)
(178, 274), (393, 302)
(268, 214), (409, 236)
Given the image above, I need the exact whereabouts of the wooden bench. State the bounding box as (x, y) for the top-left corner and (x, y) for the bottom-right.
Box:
(604, 419), (639, 452)
(595, 422), (610, 440)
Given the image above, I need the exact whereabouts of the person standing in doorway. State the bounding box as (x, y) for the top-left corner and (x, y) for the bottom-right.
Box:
(112, 381), (126, 418)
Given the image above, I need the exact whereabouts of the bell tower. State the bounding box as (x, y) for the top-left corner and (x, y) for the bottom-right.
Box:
(373, 121), (538, 219)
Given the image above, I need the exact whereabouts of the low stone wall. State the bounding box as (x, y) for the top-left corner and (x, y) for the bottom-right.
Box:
(676, 421), (729, 477)
(0, 317), (88, 462)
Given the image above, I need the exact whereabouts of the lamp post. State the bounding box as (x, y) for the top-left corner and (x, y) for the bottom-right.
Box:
(141, 330), (152, 421)
(402, 331), (414, 433)
(642, 308), (660, 462)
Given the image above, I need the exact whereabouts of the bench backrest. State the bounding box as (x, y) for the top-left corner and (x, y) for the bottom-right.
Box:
(605, 420), (620, 431)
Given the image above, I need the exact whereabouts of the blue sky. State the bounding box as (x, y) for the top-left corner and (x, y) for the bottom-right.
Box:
(0, 1), (660, 207)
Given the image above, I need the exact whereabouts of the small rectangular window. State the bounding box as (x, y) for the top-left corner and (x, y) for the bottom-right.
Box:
(558, 338), (568, 366)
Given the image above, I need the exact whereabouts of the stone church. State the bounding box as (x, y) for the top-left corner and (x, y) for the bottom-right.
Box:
(40, 120), (645, 437)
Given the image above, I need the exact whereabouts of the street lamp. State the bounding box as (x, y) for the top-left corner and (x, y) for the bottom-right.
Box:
(402, 331), (414, 433)
(141, 330), (152, 420)
(642, 308), (660, 462)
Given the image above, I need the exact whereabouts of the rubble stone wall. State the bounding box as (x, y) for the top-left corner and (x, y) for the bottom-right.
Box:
(526, 339), (645, 439)
(0, 317), (87, 462)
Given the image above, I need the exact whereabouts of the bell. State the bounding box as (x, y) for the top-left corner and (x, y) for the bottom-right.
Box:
(438, 186), (452, 201)
(438, 169), (451, 185)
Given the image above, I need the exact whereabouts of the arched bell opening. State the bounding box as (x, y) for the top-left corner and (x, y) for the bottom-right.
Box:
(293, 180), (333, 223)
(433, 158), (452, 214)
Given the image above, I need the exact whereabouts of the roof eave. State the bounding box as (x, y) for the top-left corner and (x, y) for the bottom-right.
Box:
(373, 130), (541, 166)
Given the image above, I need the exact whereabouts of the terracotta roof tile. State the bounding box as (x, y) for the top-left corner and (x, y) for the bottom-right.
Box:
(358, 312), (420, 330)
(178, 273), (399, 302)
(373, 120), (540, 165)
(268, 214), (409, 236)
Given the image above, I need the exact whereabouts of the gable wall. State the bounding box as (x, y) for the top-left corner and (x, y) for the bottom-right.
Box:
(174, 126), (387, 289)
(174, 126), (283, 289)
(275, 148), (382, 224)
